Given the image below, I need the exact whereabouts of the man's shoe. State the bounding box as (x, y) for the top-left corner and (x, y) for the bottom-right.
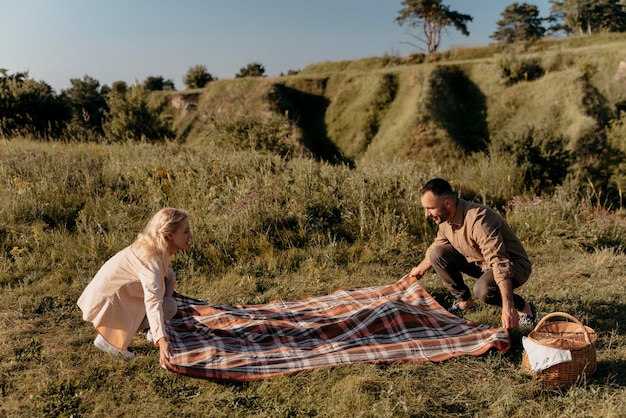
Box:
(519, 301), (538, 327)
(94, 334), (135, 359)
(448, 302), (477, 317)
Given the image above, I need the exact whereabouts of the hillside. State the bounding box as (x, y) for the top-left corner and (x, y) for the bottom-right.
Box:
(164, 33), (626, 173)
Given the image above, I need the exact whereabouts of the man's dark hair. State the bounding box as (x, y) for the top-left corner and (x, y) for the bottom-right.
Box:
(420, 178), (455, 197)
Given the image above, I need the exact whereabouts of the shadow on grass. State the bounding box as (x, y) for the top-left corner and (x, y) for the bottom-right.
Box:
(271, 83), (354, 167)
(425, 287), (456, 309)
(426, 65), (489, 154)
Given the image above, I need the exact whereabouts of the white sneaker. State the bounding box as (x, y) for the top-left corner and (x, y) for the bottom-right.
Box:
(94, 334), (135, 359)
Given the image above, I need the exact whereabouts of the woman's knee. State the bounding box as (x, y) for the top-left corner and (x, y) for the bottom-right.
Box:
(163, 297), (177, 320)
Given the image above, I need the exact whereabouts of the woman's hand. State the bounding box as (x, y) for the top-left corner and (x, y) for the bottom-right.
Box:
(157, 338), (170, 368)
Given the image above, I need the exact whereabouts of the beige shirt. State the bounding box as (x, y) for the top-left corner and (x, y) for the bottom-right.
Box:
(425, 199), (530, 285)
(77, 246), (173, 350)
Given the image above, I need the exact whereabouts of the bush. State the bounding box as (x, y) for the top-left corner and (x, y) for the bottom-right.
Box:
(103, 85), (173, 142)
(0, 71), (69, 138)
(603, 112), (626, 204)
(236, 62), (266, 78)
(210, 112), (296, 157)
(62, 75), (108, 140)
(450, 150), (526, 209)
(497, 55), (545, 84)
(490, 127), (571, 195)
(143, 75), (175, 91)
(183, 65), (215, 89)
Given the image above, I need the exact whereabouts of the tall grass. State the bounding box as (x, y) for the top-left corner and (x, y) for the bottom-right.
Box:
(1, 138), (626, 417)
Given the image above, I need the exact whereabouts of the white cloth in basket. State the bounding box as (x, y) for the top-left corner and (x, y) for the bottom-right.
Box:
(523, 336), (572, 372)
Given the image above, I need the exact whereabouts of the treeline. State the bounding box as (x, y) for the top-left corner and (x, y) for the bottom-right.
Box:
(0, 62), (271, 142)
(0, 71), (166, 142)
(398, 0), (626, 52)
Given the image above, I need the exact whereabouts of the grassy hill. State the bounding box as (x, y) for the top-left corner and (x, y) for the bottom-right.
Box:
(166, 33), (626, 167)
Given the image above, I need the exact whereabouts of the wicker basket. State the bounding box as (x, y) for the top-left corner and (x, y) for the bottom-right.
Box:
(522, 312), (597, 387)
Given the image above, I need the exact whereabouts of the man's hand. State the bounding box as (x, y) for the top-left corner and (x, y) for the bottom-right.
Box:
(501, 306), (519, 330)
(408, 260), (431, 280)
(408, 267), (424, 279)
(497, 278), (518, 330)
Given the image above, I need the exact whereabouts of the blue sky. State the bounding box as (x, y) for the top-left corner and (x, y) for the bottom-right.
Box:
(1, 0), (552, 92)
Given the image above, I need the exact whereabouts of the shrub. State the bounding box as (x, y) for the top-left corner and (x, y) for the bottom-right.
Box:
(236, 62), (266, 78)
(143, 75), (175, 91)
(603, 112), (626, 205)
(0, 71), (69, 138)
(490, 127), (571, 195)
(62, 75), (108, 140)
(103, 85), (173, 142)
(210, 112), (296, 157)
(449, 150), (526, 209)
(497, 55), (545, 84)
(183, 65), (215, 89)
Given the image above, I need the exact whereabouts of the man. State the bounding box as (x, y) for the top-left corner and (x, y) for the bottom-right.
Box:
(408, 178), (536, 330)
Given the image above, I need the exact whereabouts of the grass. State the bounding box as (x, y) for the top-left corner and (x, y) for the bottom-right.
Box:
(1, 137), (626, 417)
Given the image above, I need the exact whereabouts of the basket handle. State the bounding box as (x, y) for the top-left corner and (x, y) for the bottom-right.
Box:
(532, 311), (592, 344)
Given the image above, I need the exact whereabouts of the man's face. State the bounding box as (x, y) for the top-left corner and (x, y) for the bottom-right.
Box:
(420, 191), (452, 224)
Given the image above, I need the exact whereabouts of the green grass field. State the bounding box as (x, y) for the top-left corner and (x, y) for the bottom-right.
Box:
(1, 138), (625, 417)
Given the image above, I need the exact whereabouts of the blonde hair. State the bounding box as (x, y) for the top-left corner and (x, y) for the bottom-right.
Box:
(131, 208), (189, 269)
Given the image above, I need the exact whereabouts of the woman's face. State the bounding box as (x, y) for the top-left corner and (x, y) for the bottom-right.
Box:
(166, 218), (191, 255)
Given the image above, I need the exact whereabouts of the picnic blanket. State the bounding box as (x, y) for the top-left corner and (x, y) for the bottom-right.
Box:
(163, 275), (510, 381)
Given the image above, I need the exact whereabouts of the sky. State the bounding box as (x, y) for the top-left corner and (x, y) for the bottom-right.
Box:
(1, 0), (552, 92)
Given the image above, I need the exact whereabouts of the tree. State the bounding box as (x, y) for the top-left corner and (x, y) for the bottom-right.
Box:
(110, 81), (128, 96)
(491, 3), (547, 44)
(163, 79), (176, 90)
(183, 65), (214, 89)
(549, 0), (626, 35)
(236, 62), (266, 78)
(103, 84), (173, 142)
(550, 0), (588, 34)
(0, 70), (69, 138)
(62, 75), (108, 139)
(143, 76), (164, 91)
(395, 0), (473, 54)
(142, 75), (175, 91)
(588, 0), (626, 32)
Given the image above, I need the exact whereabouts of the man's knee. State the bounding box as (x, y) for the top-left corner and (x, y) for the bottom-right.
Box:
(473, 280), (500, 305)
(473, 281), (489, 303)
(429, 245), (453, 266)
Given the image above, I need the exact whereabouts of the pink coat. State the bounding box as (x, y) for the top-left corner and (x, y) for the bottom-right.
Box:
(77, 246), (173, 350)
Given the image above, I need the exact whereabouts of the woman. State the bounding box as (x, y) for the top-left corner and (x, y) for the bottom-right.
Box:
(78, 208), (192, 364)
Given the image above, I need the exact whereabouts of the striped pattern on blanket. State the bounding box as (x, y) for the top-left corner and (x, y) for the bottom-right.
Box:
(163, 276), (510, 381)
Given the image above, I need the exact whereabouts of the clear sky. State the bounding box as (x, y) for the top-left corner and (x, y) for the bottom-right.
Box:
(1, 0), (552, 92)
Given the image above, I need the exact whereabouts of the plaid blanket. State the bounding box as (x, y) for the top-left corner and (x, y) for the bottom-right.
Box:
(163, 276), (510, 381)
